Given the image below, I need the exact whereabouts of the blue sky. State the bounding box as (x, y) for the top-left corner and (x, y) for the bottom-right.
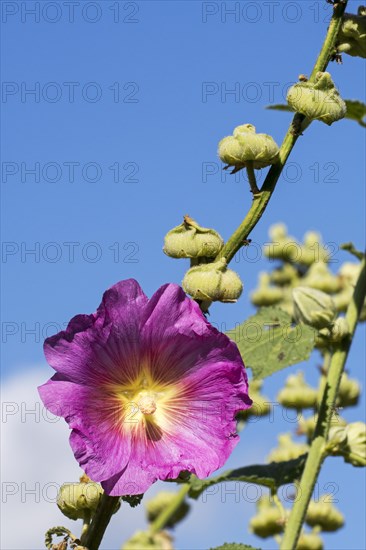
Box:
(1, 1), (365, 549)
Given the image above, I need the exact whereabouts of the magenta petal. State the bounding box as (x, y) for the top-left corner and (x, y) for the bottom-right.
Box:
(39, 375), (131, 479)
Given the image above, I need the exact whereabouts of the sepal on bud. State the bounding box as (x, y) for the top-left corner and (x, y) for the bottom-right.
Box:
(163, 215), (223, 259)
(292, 286), (336, 329)
(218, 124), (279, 171)
(182, 258), (243, 303)
(287, 72), (346, 126)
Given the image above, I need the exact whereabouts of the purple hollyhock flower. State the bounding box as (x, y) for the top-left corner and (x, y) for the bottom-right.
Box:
(39, 280), (251, 496)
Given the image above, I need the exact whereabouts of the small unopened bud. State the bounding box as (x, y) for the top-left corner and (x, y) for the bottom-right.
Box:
(338, 372), (361, 407)
(218, 123), (279, 171)
(296, 532), (324, 550)
(251, 273), (283, 306)
(267, 433), (309, 463)
(292, 286), (336, 329)
(329, 317), (351, 343)
(122, 530), (173, 550)
(146, 492), (190, 528)
(298, 413), (347, 441)
(270, 264), (299, 286)
(328, 422), (366, 467)
(287, 72), (346, 125)
(337, 9), (366, 59)
(302, 262), (341, 294)
(249, 495), (286, 538)
(277, 372), (318, 410)
(57, 482), (103, 521)
(182, 258), (243, 303)
(163, 216), (223, 259)
(305, 496), (344, 531)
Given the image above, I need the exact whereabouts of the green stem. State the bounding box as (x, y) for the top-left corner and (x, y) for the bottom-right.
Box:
(80, 510), (91, 539)
(280, 257), (366, 550)
(149, 484), (190, 534)
(216, 0), (348, 266)
(80, 493), (120, 550)
(246, 161), (260, 195)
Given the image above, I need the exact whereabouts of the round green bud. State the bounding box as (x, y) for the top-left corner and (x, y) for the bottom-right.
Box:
(163, 215), (224, 259)
(122, 530), (173, 550)
(337, 9), (366, 59)
(327, 422), (366, 467)
(145, 492), (190, 528)
(338, 371), (361, 406)
(277, 372), (318, 410)
(182, 258), (243, 303)
(218, 123), (279, 170)
(305, 496), (344, 531)
(302, 262), (341, 294)
(292, 286), (337, 329)
(287, 72), (346, 126)
(267, 433), (309, 463)
(251, 273), (283, 306)
(329, 318), (351, 343)
(249, 496), (285, 538)
(298, 413), (347, 442)
(57, 482), (103, 521)
(344, 422), (366, 467)
(270, 264), (299, 286)
(296, 531), (324, 550)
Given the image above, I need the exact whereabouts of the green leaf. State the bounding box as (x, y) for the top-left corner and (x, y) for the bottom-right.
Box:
(267, 100), (366, 128)
(343, 100), (366, 128)
(189, 455), (307, 500)
(227, 307), (315, 379)
(209, 544), (261, 550)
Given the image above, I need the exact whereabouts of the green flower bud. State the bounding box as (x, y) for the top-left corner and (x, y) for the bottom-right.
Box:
(297, 413), (347, 442)
(145, 492), (190, 528)
(57, 481), (103, 521)
(337, 8), (366, 59)
(328, 422), (366, 467)
(305, 496), (344, 531)
(302, 262), (341, 294)
(287, 72), (346, 126)
(296, 532), (324, 550)
(329, 318), (351, 343)
(270, 264), (299, 286)
(122, 531), (173, 550)
(218, 124), (279, 170)
(249, 495), (285, 538)
(163, 215), (223, 259)
(301, 232), (330, 266)
(251, 273), (283, 307)
(267, 433), (309, 463)
(292, 286), (337, 329)
(277, 372), (318, 410)
(182, 258), (243, 303)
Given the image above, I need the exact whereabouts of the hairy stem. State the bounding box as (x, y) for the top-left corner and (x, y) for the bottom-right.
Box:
(149, 484), (190, 534)
(80, 493), (120, 550)
(246, 161), (260, 195)
(280, 257), (366, 549)
(217, 0), (348, 266)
